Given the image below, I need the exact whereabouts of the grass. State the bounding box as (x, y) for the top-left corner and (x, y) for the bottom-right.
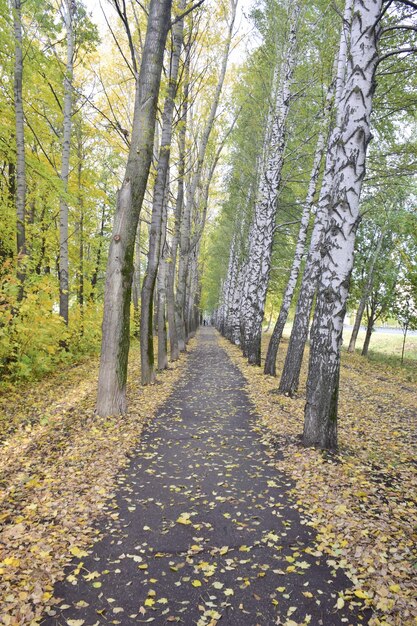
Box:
(347, 330), (417, 380)
(276, 323), (417, 382)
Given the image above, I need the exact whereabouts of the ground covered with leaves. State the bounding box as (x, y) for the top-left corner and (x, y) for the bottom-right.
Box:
(219, 334), (417, 626)
(39, 329), (370, 626)
(0, 341), (192, 625)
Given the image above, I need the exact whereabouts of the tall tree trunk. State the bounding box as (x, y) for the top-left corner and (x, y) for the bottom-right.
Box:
(76, 123), (84, 318)
(264, 79), (333, 375)
(173, 53), (189, 353)
(348, 229), (384, 352)
(361, 311), (374, 356)
(176, 0), (238, 347)
(97, 0), (173, 416)
(303, 0), (382, 449)
(166, 187), (180, 360)
(132, 219), (142, 336)
(13, 0), (26, 298)
(59, 0), (75, 325)
(401, 324), (408, 365)
(278, 0), (354, 395)
(361, 299), (377, 357)
(243, 1), (300, 366)
(157, 201), (169, 370)
(140, 6), (184, 385)
(91, 202), (106, 297)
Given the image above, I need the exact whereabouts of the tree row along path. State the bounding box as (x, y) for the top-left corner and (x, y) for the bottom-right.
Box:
(43, 328), (370, 626)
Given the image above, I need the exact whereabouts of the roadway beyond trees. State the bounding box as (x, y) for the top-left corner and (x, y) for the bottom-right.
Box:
(42, 329), (369, 626)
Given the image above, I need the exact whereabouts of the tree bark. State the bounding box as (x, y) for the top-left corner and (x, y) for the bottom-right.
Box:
(303, 0), (382, 449)
(91, 202), (106, 297)
(97, 0), (173, 416)
(176, 0), (237, 347)
(278, 0), (354, 395)
(361, 310), (376, 357)
(13, 0), (26, 298)
(132, 219), (142, 336)
(173, 53), (189, 353)
(76, 122), (84, 316)
(59, 0), (75, 326)
(264, 76), (334, 375)
(140, 5), (184, 384)
(401, 324), (408, 365)
(157, 201), (169, 370)
(243, 1), (300, 366)
(348, 229), (385, 353)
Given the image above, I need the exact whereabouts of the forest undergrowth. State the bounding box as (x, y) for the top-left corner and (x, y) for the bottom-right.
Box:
(0, 340), (194, 625)
(219, 334), (417, 626)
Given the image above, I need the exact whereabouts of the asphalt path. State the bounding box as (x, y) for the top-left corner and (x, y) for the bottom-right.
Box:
(42, 328), (370, 626)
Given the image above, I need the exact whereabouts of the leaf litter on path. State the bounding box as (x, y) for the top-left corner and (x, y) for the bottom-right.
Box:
(219, 333), (417, 626)
(0, 341), (193, 625)
(40, 329), (371, 626)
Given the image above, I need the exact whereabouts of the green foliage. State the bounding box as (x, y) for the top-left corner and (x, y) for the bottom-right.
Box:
(0, 266), (103, 382)
(0, 0), (119, 384)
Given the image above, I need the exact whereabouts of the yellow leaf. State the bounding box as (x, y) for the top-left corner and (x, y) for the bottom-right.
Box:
(336, 597), (345, 609)
(3, 557), (20, 568)
(70, 547), (89, 559)
(144, 598), (155, 607)
(354, 589), (368, 599)
(192, 580), (202, 587)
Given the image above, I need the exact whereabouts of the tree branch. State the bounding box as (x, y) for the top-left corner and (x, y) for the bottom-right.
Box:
(394, 0), (417, 9)
(377, 46), (417, 65)
(171, 0), (206, 27)
(99, 0), (135, 78)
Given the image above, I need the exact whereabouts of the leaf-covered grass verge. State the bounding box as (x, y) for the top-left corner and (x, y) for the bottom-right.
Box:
(219, 333), (417, 626)
(0, 339), (194, 625)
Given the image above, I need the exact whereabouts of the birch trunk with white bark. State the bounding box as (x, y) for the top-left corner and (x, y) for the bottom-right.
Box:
(278, 0), (354, 394)
(243, 1), (300, 366)
(264, 80), (334, 375)
(97, 0), (172, 416)
(303, 0), (382, 449)
(59, 0), (75, 326)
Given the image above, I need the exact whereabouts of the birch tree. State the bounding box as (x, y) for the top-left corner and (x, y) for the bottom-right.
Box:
(97, 0), (172, 416)
(278, 0), (353, 395)
(241, 0), (300, 366)
(303, 0), (382, 449)
(13, 0), (26, 298)
(59, 0), (75, 326)
(263, 79), (333, 375)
